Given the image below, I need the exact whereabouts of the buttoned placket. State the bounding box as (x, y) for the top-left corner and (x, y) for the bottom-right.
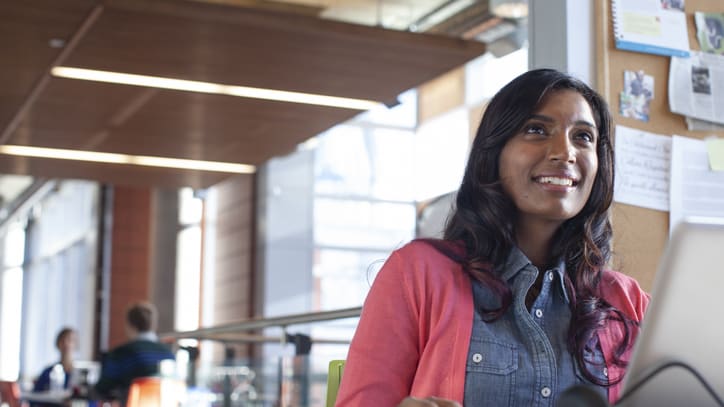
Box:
(463, 248), (595, 406)
(516, 265), (558, 407)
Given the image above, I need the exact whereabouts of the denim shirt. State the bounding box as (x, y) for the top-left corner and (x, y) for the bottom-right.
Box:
(464, 247), (607, 406)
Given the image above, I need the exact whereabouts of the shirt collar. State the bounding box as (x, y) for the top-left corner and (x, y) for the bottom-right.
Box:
(550, 259), (570, 304)
(500, 246), (570, 303)
(500, 245), (532, 281)
(134, 331), (158, 342)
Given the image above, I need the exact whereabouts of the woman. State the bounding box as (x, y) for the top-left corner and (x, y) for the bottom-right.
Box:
(335, 69), (649, 406)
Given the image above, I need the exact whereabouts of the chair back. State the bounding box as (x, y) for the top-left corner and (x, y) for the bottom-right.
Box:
(325, 360), (345, 407)
(126, 377), (184, 407)
(0, 381), (23, 407)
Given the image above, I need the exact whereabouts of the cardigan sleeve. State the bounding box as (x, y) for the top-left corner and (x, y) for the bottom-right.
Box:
(597, 269), (651, 403)
(599, 270), (650, 322)
(335, 249), (422, 406)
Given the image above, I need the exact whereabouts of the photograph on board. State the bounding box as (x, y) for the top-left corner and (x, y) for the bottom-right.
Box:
(695, 12), (724, 55)
(620, 69), (654, 122)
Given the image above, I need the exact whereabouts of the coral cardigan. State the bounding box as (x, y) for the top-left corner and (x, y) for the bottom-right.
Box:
(335, 241), (649, 406)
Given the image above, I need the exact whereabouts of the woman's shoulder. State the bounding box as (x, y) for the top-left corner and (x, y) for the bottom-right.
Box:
(599, 269), (650, 321)
(392, 239), (464, 267)
(396, 238), (464, 256)
(600, 269), (645, 291)
(378, 239), (467, 287)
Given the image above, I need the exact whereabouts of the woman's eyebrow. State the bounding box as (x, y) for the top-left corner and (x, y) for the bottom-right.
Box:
(528, 114), (554, 123)
(528, 114), (597, 129)
(574, 120), (597, 129)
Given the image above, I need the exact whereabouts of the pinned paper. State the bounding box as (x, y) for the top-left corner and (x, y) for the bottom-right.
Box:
(695, 12), (724, 55)
(670, 136), (724, 233)
(706, 138), (724, 171)
(613, 125), (671, 211)
(612, 0), (689, 57)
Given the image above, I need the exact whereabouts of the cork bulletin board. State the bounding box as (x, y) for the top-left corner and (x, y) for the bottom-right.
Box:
(596, 0), (724, 290)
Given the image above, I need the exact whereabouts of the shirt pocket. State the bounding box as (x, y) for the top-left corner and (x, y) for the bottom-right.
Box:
(464, 337), (518, 407)
(466, 337), (518, 374)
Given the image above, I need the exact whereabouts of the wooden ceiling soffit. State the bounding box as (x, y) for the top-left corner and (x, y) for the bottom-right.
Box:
(0, 155), (232, 190)
(0, 0), (486, 188)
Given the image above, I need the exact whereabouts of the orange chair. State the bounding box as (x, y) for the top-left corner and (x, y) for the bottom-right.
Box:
(126, 377), (185, 407)
(0, 381), (25, 407)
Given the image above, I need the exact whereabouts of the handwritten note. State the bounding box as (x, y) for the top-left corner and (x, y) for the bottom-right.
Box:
(613, 125), (671, 211)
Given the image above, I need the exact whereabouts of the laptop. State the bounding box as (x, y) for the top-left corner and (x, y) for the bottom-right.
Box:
(616, 219), (724, 407)
(71, 360), (101, 387)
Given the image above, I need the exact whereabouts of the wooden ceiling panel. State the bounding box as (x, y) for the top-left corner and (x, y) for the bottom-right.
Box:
(10, 78), (148, 149)
(12, 80), (359, 164)
(1, 0), (486, 188)
(0, 155), (230, 189)
(14, 81), (357, 163)
(66, 0), (486, 101)
(0, 1), (96, 133)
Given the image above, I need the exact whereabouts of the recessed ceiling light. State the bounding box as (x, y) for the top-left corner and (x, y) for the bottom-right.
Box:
(51, 66), (381, 111)
(0, 145), (256, 174)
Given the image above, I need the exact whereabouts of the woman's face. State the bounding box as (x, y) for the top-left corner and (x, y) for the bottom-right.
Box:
(498, 89), (599, 229)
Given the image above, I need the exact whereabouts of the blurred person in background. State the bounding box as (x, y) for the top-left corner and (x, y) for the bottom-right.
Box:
(94, 301), (175, 406)
(30, 327), (76, 407)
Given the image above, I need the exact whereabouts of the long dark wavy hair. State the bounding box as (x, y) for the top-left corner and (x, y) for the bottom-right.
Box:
(424, 69), (636, 385)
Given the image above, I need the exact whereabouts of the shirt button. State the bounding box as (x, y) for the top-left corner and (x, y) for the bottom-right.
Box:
(535, 309), (543, 318)
(547, 271), (554, 281)
(472, 353), (483, 363)
(541, 387), (552, 398)
(604, 367), (609, 377)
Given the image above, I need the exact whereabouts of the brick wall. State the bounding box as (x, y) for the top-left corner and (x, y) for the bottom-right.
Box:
(207, 174), (255, 358)
(108, 185), (153, 348)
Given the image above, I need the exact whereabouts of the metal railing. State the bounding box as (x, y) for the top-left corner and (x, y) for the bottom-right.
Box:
(160, 306), (362, 344)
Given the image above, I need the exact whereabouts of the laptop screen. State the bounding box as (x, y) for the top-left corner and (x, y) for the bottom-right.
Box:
(616, 219), (724, 406)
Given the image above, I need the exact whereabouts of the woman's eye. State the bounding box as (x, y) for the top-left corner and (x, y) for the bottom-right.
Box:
(576, 132), (595, 143)
(524, 125), (546, 135)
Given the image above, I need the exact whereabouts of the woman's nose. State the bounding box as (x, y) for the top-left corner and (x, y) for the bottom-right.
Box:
(548, 133), (575, 163)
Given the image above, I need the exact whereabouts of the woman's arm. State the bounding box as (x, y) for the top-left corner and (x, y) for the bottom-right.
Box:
(335, 251), (422, 406)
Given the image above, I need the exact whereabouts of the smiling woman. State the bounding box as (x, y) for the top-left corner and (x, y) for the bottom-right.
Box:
(499, 89), (599, 269)
(335, 69), (649, 407)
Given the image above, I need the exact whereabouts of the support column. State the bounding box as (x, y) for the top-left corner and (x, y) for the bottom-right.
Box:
(529, 0), (595, 85)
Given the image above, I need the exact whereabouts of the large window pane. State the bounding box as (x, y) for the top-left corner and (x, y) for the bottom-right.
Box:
(314, 199), (415, 249)
(354, 89), (417, 128)
(0, 267), (22, 380)
(314, 126), (415, 201)
(414, 107), (470, 201)
(368, 128), (415, 201)
(314, 125), (368, 197)
(313, 249), (387, 310)
(178, 187), (203, 226)
(175, 226), (201, 333)
(3, 225), (25, 267)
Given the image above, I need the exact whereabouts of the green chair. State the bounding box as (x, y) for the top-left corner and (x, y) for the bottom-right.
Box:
(325, 360), (345, 407)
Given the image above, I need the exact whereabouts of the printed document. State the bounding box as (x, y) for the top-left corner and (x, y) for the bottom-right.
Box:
(669, 51), (724, 125)
(669, 135), (724, 233)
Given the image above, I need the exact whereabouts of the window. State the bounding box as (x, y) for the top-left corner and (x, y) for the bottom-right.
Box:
(0, 222), (25, 380)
